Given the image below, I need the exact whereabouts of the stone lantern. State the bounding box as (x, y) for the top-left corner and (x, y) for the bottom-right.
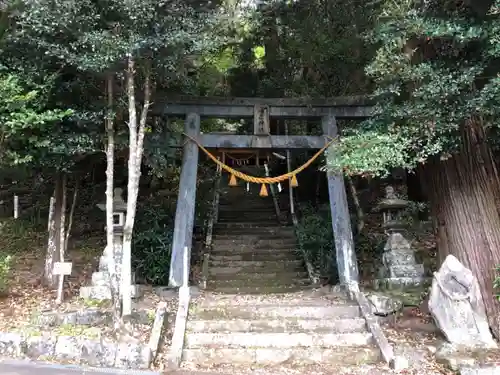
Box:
(373, 186), (426, 290)
(80, 188), (141, 300)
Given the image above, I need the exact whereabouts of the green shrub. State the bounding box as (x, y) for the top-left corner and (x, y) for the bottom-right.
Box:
(132, 202), (174, 285)
(295, 204), (338, 282)
(494, 268), (500, 301)
(0, 253), (12, 295)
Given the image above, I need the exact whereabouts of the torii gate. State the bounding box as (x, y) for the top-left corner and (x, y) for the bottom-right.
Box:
(152, 96), (373, 292)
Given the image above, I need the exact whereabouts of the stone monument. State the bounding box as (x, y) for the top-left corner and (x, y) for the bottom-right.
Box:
(429, 255), (497, 348)
(373, 186), (426, 290)
(80, 188), (142, 300)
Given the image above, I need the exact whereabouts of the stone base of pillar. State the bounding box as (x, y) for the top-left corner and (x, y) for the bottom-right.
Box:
(79, 242), (144, 301)
(80, 284), (143, 300)
(373, 276), (430, 291)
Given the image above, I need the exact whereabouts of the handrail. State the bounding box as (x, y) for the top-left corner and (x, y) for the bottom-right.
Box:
(200, 163), (221, 289)
(264, 162), (282, 223)
(285, 123), (319, 284)
(205, 163), (222, 248)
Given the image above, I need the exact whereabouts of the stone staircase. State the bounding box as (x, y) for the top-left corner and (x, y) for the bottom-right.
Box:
(208, 183), (309, 294)
(183, 290), (380, 367)
(180, 177), (380, 368)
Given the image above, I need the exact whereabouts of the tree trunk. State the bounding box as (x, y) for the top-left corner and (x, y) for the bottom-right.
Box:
(122, 57), (152, 316)
(44, 173), (64, 288)
(59, 174), (67, 263)
(425, 119), (500, 339)
(64, 181), (79, 254)
(105, 74), (122, 328)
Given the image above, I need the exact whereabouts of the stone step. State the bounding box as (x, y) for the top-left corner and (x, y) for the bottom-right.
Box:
(209, 277), (309, 289)
(208, 284), (313, 294)
(217, 215), (284, 221)
(210, 252), (299, 262)
(185, 331), (373, 349)
(216, 219), (282, 226)
(209, 264), (305, 275)
(213, 233), (296, 240)
(209, 270), (309, 281)
(211, 246), (298, 254)
(214, 226), (295, 234)
(197, 291), (349, 307)
(186, 317), (367, 334)
(182, 346), (379, 366)
(218, 206), (288, 212)
(218, 207), (278, 213)
(214, 222), (286, 228)
(192, 303), (360, 320)
(209, 259), (304, 270)
(212, 241), (297, 250)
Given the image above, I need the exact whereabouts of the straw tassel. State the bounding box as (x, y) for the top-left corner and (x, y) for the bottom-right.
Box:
(259, 184), (268, 197)
(229, 174), (237, 186)
(291, 174), (298, 188)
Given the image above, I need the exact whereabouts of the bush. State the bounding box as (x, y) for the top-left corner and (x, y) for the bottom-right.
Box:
(0, 253), (12, 296)
(132, 201), (174, 285)
(295, 204), (338, 282)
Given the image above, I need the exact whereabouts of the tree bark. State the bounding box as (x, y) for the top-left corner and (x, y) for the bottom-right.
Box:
(44, 173), (64, 288)
(105, 74), (122, 328)
(425, 119), (500, 339)
(59, 174), (67, 263)
(122, 57), (152, 316)
(63, 181), (79, 254)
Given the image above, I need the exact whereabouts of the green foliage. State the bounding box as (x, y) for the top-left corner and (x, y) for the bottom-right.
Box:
(132, 201), (174, 285)
(0, 252), (12, 295)
(295, 204), (337, 281)
(0, 70), (72, 166)
(331, 0), (500, 175)
(326, 130), (410, 177)
(494, 268), (500, 301)
(227, 0), (375, 97)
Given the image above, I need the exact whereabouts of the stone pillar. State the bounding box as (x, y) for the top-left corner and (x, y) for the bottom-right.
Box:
(168, 113), (201, 288)
(80, 188), (141, 300)
(321, 113), (360, 292)
(373, 186), (426, 290)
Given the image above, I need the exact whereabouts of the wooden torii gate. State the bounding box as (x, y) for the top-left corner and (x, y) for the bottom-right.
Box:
(153, 96), (373, 292)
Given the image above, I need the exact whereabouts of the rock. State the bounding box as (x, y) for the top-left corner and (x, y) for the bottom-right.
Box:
(60, 312), (78, 325)
(435, 343), (477, 371)
(0, 332), (25, 356)
(54, 335), (82, 360)
(35, 312), (58, 327)
(25, 334), (56, 359)
(460, 366), (500, 375)
(428, 255), (497, 348)
(366, 293), (403, 316)
(114, 342), (151, 369)
(76, 309), (107, 325)
(390, 355), (409, 370)
(80, 338), (117, 367)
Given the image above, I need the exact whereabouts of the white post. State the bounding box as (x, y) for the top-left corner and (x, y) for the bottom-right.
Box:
(13, 195), (19, 219)
(179, 246), (190, 300)
(182, 246), (188, 288)
(56, 269), (64, 304)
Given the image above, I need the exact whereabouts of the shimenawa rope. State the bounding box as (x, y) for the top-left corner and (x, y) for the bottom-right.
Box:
(182, 132), (336, 196)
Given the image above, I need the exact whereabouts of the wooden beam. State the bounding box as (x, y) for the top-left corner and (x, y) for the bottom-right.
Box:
(168, 113), (200, 288)
(151, 95), (373, 119)
(155, 95), (372, 107)
(322, 113), (360, 289)
(156, 103), (371, 119)
(189, 134), (327, 149)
